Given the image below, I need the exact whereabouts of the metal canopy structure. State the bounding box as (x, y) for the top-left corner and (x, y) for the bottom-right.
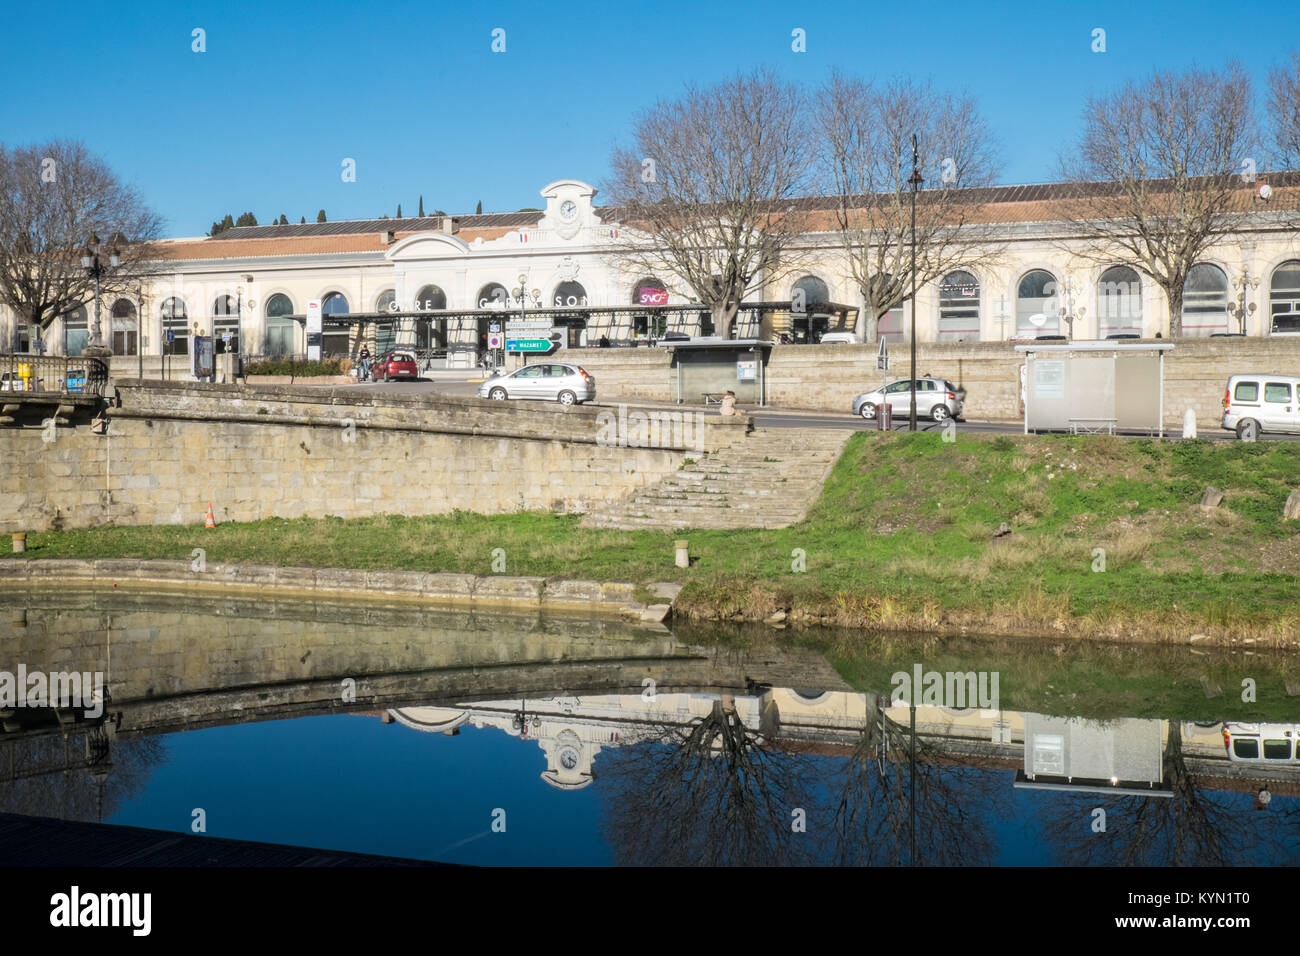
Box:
(1015, 341), (1176, 437)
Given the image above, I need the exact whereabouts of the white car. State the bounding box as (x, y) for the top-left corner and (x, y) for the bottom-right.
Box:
(819, 331), (860, 345)
(1221, 374), (1300, 438)
(478, 362), (596, 406)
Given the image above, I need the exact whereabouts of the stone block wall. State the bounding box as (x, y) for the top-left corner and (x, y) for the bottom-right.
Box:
(0, 382), (750, 533)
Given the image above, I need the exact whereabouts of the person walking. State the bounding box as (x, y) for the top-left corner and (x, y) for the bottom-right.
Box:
(358, 345), (372, 381)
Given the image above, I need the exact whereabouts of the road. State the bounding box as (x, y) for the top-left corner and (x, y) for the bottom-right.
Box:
(342, 375), (1293, 442)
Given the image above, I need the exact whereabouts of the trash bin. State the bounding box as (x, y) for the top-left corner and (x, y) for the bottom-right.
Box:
(878, 403), (893, 430)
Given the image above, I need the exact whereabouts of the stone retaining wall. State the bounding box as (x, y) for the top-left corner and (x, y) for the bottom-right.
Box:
(0, 381), (751, 532)
(568, 337), (1300, 427)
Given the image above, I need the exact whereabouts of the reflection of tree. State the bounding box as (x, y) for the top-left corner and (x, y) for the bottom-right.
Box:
(829, 702), (999, 866)
(1039, 722), (1250, 866)
(0, 725), (166, 823)
(597, 698), (826, 866)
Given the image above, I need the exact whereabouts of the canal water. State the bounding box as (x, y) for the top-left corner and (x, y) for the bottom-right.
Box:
(2, 590), (1298, 866)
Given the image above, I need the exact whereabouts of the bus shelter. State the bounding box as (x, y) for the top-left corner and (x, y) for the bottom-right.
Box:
(668, 338), (775, 407)
(1016, 341), (1175, 436)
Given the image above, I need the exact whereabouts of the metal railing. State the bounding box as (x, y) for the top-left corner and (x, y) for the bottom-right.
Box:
(0, 354), (109, 397)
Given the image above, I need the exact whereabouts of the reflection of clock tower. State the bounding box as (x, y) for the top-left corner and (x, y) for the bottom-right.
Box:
(539, 180), (598, 241)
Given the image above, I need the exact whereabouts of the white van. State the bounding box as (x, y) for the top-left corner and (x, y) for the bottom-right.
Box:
(1221, 373), (1300, 439)
(1222, 723), (1300, 764)
(819, 331), (859, 345)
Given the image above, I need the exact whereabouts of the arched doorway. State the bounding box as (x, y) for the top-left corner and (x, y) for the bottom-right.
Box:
(553, 281), (588, 348)
(210, 295), (240, 354)
(263, 294), (294, 356)
(321, 292), (350, 357)
(111, 298), (138, 355)
(161, 297), (189, 355)
(414, 284), (447, 350)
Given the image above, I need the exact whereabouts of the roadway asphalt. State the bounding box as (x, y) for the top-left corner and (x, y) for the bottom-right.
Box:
(339, 375), (1293, 442)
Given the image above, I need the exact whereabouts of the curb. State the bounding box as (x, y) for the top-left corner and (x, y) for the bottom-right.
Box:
(0, 559), (664, 621)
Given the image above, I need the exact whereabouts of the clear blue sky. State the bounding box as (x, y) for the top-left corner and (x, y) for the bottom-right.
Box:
(1, 0), (1294, 237)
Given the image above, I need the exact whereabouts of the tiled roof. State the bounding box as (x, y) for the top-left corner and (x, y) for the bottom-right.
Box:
(152, 172), (1300, 262)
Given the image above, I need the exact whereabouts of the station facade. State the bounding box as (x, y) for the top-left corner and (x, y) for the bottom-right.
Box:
(6, 176), (1300, 364)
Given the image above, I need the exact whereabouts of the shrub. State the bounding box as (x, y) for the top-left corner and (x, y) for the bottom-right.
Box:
(244, 358), (345, 377)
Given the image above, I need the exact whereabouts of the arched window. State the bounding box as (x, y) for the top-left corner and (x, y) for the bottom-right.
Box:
(321, 292), (350, 357)
(63, 305), (88, 357)
(1097, 266), (1142, 338)
(1181, 264), (1228, 337)
(791, 275), (830, 311)
(553, 281), (587, 308)
(111, 298), (138, 355)
(264, 293), (294, 357)
(938, 271), (980, 342)
(1016, 270), (1059, 338)
(160, 297), (189, 356)
(633, 277), (667, 306)
(1269, 260), (1300, 335)
(476, 283), (508, 310)
(414, 285), (446, 311)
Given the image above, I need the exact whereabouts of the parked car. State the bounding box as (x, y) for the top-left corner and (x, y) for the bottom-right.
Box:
(1222, 723), (1299, 764)
(479, 362), (596, 406)
(373, 351), (419, 382)
(1104, 332), (1142, 340)
(851, 377), (964, 422)
(1270, 311), (1300, 336)
(1221, 373), (1300, 438)
(819, 331), (860, 345)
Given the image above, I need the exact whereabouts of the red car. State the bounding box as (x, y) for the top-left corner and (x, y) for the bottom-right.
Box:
(373, 351), (418, 382)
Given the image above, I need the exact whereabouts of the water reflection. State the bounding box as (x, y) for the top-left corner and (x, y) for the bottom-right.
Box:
(2, 591), (1298, 866)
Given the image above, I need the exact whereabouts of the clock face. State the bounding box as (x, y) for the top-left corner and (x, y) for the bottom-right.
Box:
(560, 748), (579, 770)
(559, 200), (578, 222)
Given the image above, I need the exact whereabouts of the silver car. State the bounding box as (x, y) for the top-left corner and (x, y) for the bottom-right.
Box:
(851, 378), (964, 422)
(479, 362), (596, 406)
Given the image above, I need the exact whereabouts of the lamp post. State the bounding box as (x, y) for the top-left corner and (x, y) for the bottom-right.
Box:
(1230, 269), (1260, 335)
(79, 234), (120, 357)
(510, 273), (541, 367)
(907, 134), (924, 431)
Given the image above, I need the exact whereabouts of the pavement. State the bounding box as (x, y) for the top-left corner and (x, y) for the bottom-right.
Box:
(326, 373), (1293, 442)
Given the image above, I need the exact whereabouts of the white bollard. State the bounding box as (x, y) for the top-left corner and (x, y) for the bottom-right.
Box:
(1182, 408), (1197, 439)
(675, 539), (690, 569)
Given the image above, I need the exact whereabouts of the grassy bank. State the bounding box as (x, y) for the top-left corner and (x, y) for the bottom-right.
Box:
(14, 431), (1300, 643)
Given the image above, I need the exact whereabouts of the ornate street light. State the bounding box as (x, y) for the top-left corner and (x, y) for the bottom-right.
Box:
(1230, 269), (1260, 335)
(79, 234), (120, 355)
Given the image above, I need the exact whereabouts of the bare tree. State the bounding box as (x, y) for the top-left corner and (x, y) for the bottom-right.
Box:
(0, 140), (163, 349)
(1058, 63), (1256, 337)
(827, 702), (999, 866)
(815, 73), (1002, 340)
(603, 69), (815, 339)
(1036, 723), (1249, 866)
(597, 698), (825, 865)
(1268, 52), (1300, 168)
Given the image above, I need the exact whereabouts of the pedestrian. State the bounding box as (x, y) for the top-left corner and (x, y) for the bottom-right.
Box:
(357, 345), (371, 380)
(720, 390), (737, 416)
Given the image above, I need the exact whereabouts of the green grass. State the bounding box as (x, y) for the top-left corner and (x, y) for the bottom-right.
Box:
(13, 431), (1300, 642)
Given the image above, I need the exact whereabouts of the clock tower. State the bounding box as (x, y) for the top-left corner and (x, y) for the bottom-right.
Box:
(539, 180), (598, 241)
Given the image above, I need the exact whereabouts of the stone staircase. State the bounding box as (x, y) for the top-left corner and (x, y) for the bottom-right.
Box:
(580, 427), (854, 531)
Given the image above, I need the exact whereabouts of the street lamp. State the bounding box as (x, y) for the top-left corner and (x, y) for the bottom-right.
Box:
(79, 234), (120, 356)
(510, 273), (541, 366)
(1230, 269), (1260, 335)
(907, 134), (924, 431)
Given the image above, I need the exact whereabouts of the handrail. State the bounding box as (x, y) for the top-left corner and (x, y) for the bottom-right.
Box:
(0, 353), (109, 397)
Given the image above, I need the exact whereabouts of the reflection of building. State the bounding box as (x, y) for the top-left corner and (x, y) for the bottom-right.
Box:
(10, 175), (1300, 361)
(388, 690), (1300, 797)
(389, 688), (871, 790)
